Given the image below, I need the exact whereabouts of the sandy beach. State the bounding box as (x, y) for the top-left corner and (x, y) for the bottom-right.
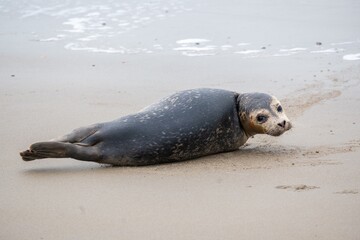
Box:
(1, 0), (360, 239)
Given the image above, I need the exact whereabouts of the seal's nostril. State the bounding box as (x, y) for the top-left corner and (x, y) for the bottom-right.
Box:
(278, 120), (286, 128)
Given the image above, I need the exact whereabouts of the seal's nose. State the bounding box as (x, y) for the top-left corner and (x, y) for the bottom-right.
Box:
(277, 120), (286, 128)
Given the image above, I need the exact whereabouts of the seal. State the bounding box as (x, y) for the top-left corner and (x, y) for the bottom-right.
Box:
(20, 88), (292, 166)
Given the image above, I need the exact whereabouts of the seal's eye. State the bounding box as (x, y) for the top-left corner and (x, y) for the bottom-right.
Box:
(277, 105), (283, 113)
(256, 115), (268, 123)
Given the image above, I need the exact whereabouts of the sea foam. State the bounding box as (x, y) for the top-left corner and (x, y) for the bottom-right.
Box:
(343, 53), (360, 61)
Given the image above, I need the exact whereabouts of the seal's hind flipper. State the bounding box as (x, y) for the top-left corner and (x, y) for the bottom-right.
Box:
(20, 151), (46, 161)
(20, 141), (101, 162)
(51, 124), (101, 145)
(20, 142), (69, 161)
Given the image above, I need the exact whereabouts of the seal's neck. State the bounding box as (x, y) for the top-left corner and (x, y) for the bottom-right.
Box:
(240, 115), (257, 138)
(237, 94), (258, 138)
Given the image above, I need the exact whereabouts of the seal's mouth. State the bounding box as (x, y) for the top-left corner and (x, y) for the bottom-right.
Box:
(267, 130), (284, 137)
(266, 121), (292, 136)
(287, 121), (293, 131)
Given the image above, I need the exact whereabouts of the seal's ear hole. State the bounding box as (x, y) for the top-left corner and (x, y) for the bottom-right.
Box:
(256, 114), (268, 124)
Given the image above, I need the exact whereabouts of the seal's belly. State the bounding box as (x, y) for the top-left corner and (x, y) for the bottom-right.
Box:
(101, 118), (243, 165)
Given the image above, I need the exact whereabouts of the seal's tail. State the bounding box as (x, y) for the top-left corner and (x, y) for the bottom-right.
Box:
(20, 141), (100, 162)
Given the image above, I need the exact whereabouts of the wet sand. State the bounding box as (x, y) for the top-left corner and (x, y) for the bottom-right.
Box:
(1, 0), (360, 239)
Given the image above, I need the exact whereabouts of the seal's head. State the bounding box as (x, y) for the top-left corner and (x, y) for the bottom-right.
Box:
(238, 93), (292, 137)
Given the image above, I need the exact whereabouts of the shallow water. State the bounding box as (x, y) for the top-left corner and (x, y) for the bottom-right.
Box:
(1, 0), (359, 59)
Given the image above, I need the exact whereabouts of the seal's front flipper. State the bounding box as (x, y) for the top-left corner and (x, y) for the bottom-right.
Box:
(20, 141), (101, 162)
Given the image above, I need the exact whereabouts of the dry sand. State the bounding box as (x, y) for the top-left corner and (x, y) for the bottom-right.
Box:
(1, 0), (360, 239)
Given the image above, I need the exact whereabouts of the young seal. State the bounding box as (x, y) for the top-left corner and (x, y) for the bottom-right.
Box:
(20, 88), (292, 166)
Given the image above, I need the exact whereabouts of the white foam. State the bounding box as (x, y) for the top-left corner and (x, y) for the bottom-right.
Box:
(38, 34), (65, 42)
(182, 52), (215, 57)
(311, 48), (344, 53)
(63, 18), (90, 33)
(153, 44), (163, 50)
(174, 39), (216, 56)
(237, 42), (251, 46)
(64, 43), (125, 53)
(234, 50), (262, 54)
(39, 38), (58, 42)
(91, 48), (124, 53)
(173, 46), (215, 51)
(273, 52), (297, 57)
(331, 41), (353, 46)
(14, 1), (196, 55)
(279, 48), (307, 52)
(21, 5), (64, 18)
(220, 45), (233, 50)
(343, 53), (360, 61)
(50, 6), (92, 17)
(176, 39), (210, 44)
